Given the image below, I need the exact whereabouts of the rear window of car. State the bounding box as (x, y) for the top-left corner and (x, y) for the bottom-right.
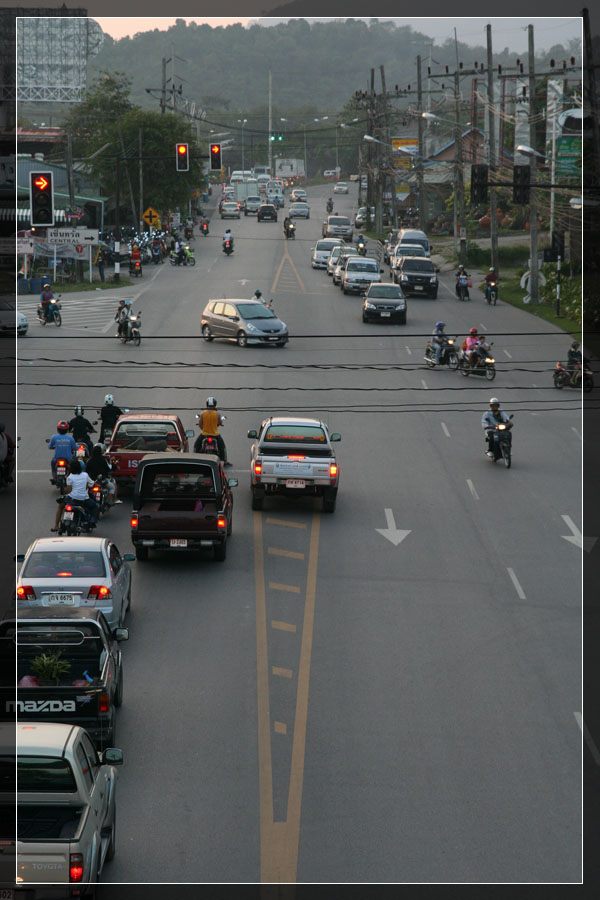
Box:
(402, 259), (435, 272)
(329, 217), (350, 226)
(113, 422), (178, 441)
(264, 425), (327, 444)
(368, 285), (404, 299)
(140, 466), (216, 498)
(395, 245), (425, 257)
(317, 241), (339, 251)
(261, 205), (275, 211)
(2, 757), (77, 793)
(223, 202), (238, 209)
(347, 260), (379, 272)
(400, 237), (428, 250)
(247, 196), (261, 203)
(22, 551), (106, 579)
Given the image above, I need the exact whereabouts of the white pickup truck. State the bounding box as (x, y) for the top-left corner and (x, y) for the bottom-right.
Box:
(248, 416), (341, 513)
(0, 722), (123, 898)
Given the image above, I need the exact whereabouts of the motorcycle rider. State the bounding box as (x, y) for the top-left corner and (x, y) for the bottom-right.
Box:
(462, 327), (479, 367)
(485, 267), (498, 300)
(38, 283), (55, 322)
(327, 197), (334, 213)
(99, 393), (123, 443)
(195, 397), (231, 466)
(356, 232), (366, 248)
(174, 236), (186, 266)
(473, 335), (491, 368)
(69, 406), (96, 453)
(431, 321), (448, 365)
(455, 264), (471, 298)
(482, 397), (513, 458)
(52, 459), (99, 532)
(0, 421), (15, 483)
(130, 241), (141, 274)
(567, 341), (583, 384)
(115, 299), (128, 338)
(283, 214), (292, 237)
(48, 420), (77, 482)
(223, 228), (233, 250)
(85, 443), (121, 506)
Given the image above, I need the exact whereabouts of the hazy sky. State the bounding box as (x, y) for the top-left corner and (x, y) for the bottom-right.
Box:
(95, 17), (253, 39)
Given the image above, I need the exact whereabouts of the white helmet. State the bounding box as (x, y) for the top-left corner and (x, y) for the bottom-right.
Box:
(489, 397), (500, 407)
(104, 394), (114, 405)
(206, 397), (217, 408)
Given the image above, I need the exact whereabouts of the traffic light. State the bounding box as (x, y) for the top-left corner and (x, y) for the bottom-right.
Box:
(29, 171), (54, 226)
(269, 134), (283, 142)
(210, 143), (222, 171)
(470, 164), (488, 205)
(176, 143), (189, 172)
(513, 165), (530, 204)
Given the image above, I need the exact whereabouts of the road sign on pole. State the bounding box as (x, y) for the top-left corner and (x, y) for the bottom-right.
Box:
(46, 227), (99, 245)
(142, 207), (161, 227)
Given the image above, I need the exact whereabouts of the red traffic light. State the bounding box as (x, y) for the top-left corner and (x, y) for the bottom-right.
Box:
(210, 143), (222, 171)
(34, 176), (49, 190)
(175, 142), (189, 172)
(177, 144), (187, 155)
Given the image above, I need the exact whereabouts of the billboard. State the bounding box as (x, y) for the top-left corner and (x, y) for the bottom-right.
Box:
(555, 135), (582, 177)
(391, 138), (418, 201)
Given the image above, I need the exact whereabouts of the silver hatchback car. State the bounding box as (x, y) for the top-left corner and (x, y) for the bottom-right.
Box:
(16, 536), (134, 630)
(201, 299), (289, 348)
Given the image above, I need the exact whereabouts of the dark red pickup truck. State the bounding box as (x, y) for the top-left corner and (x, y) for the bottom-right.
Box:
(130, 453), (238, 561)
(106, 413), (194, 487)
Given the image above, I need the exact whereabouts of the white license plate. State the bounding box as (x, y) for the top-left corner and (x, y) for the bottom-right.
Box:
(380, 312), (391, 317)
(170, 538), (188, 547)
(48, 594), (75, 605)
(56, 467), (66, 475)
(414, 285), (423, 291)
(286, 479), (306, 488)
(63, 511), (74, 521)
(268, 337), (279, 341)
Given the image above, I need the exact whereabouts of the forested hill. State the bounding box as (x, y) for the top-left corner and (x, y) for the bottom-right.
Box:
(88, 17), (579, 114)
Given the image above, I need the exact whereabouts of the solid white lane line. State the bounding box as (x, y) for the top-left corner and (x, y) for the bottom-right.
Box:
(421, 379), (428, 390)
(466, 479), (479, 500)
(405, 346), (412, 355)
(572, 427), (582, 439)
(441, 422), (450, 437)
(503, 349), (512, 358)
(507, 567), (526, 600)
(575, 712), (600, 765)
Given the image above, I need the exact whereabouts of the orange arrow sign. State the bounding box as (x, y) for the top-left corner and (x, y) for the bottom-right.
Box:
(34, 176), (49, 190)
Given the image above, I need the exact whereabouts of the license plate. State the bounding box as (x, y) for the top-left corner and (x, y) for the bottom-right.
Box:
(170, 539), (188, 547)
(286, 479), (306, 488)
(414, 285), (423, 290)
(56, 467), (66, 475)
(268, 337), (279, 341)
(380, 312), (391, 317)
(48, 594), (75, 605)
(63, 511), (74, 521)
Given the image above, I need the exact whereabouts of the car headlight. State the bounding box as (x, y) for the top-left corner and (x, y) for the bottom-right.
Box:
(365, 302), (376, 310)
(395, 302), (406, 310)
(246, 323), (259, 333)
(280, 322), (287, 330)
(430, 276), (438, 283)
(400, 274), (408, 281)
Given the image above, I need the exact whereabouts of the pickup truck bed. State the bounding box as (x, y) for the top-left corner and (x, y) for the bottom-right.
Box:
(12, 805), (84, 841)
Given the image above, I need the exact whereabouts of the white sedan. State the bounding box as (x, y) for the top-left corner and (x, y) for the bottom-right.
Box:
(334, 182), (349, 194)
(220, 201), (241, 219)
(0, 297), (28, 335)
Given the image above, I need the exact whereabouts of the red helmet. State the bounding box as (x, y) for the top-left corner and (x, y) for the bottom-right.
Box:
(469, 327), (478, 335)
(57, 420), (69, 433)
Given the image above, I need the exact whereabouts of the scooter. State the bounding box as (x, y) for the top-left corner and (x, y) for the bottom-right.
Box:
(285, 222), (296, 240)
(129, 259), (143, 278)
(485, 281), (498, 305)
(485, 416), (514, 468)
(201, 221), (209, 236)
(37, 297), (62, 327)
(151, 245), (162, 265)
(223, 239), (234, 256)
(58, 498), (96, 536)
(553, 360), (594, 392)
(90, 477), (111, 519)
(326, 201), (334, 214)
(424, 337), (459, 369)
(458, 343), (496, 380)
(356, 240), (367, 256)
(120, 312), (141, 347)
(456, 274), (470, 301)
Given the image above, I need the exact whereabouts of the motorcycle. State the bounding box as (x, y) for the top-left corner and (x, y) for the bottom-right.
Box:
(485, 416), (514, 468)
(485, 281), (498, 305)
(201, 221), (209, 236)
(356, 240), (367, 256)
(285, 222), (296, 240)
(194, 416), (227, 461)
(326, 201), (334, 213)
(37, 297), (62, 327)
(90, 477), (111, 519)
(456, 274), (470, 301)
(129, 259), (143, 278)
(151, 245), (162, 265)
(119, 312), (141, 347)
(458, 343), (496, 380)
(553, 360), (594, 392)
(58, 498), (95, 536)
(424, 337), (459, 369)
(184, 226), (194, 241)
(222, 239), (234, 256)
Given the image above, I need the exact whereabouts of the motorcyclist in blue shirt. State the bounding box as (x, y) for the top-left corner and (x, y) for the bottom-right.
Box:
(48, 420), (77, 482)
(38, 283), (55, 322)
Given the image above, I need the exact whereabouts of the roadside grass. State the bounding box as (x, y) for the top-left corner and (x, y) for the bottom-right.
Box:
(482, 275), (581, 339)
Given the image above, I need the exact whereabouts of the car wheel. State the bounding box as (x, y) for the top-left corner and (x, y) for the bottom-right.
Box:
(342, 285), (348, 294)
(237, 331), (248, 348)
(362, 314), (369, 323)
(322, 492), (337, 513)
(202, 324), (214, 342)
(399, 315), (407, 325)
(214, 541), (227, 562)
(135, 545), (148, 561)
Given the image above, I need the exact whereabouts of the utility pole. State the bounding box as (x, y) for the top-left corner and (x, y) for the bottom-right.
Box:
(378, 64), (389, 236)
(367, 69), (375, 212)
(117, 118), (137, 227)
(303, 125), (307, 179)
(417, 55), (426, 231)
(138, 129), (144, 234)
(486, 24), (499, 276)
(161, 58), (167, 113)
(528, 23), (539, 304)
(268, 70), (272, 177)
(114, 156), (121, 282)
(454, 70), (467, 266)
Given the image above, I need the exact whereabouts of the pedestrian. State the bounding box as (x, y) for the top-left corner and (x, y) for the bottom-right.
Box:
(97, 249), (105, 283)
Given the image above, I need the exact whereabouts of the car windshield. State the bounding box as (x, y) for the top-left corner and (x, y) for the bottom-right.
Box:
(403, 259), (434, 272)
(368, 285), (403, 298)
(396, 246), (425, 257)
(348, 261), (379, 272)
(292, 203), (308, 209)
(0, 756), (77, 793)
(330, 217), (350, 225)
(22, 550), (106, 579)
(264, 425), (327, 444)
(140, 465), (216, 498)
(401, 238), (428, 250)
(237, 304), (276, 320)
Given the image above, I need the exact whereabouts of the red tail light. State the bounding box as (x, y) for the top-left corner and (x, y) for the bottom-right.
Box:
(217, 516), (226, 530)
(225, 241), (231, 247)
(65, 504), (73, 512)
(87, 585), (112, 601)
(287, 455), (305, 460)
(17, 585), (35, 601)
(70, 854), (84, 882)
(92, 485), (100, 494)
(57, 459), (66, 467)
(131, 516), (138, 528)
(329, 464), (338, 478)
(254, 461), (262, 475)
(99, 693), (109, 713)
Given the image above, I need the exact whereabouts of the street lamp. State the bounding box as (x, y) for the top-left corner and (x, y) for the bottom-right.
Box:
(516, 144), (547, 162)
(237, 118), (248, 174)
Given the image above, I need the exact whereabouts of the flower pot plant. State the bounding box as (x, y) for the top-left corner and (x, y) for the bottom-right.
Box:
(30, 650), (71, 685)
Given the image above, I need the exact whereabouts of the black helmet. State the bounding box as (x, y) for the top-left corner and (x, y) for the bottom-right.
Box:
(254, 290), (262, 299)
(571, 341), (580, 349)
(74, 405), (84, 416)
(206, 397), (217, 408)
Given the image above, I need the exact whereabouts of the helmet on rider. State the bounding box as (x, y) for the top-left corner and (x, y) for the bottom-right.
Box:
(74, 406), (84, 416)
(57, 420), (69, 433)
(489, 267), (495, 272)
(43, 283), (50, 289)
(469, 327), (478, 335)
(489, 398), (500, 408)
(206, 397), (217, 408)
(458, 264), (465, 271)
(254, 290), (262, 299)
(104, 394), (114, 405)
(124, 300), (132, 308)
(571, 341), (580, 349)
(435, 321), (446, 330)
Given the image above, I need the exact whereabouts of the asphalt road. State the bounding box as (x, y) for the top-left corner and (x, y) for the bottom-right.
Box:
(16, 183), (583, 883)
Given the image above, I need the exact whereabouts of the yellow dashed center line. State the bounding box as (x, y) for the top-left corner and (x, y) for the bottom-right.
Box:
(269, 582), (301, 594)
(272, 666), (294, 679)
(274, 722), (287, 735)
(266, 518), (307, 529)
(272, 621), (297, 633)
(268, 547), (305, 560)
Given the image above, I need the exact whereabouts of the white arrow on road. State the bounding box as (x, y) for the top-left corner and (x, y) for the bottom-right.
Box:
(238, 278), (249, 286)
(376, 509), (411, 546)
(561, 515), (597, 552)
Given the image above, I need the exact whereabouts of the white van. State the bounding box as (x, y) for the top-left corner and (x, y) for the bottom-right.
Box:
(396, 229), (431, 257)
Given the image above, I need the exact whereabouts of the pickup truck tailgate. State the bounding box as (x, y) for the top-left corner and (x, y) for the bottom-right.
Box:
(137, 499), (220, 533)
(261, 459), (331, 481)
(17, 842), (70, 883)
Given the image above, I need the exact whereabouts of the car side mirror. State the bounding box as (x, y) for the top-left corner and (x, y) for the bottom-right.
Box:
(123, 553), (135, 561)
(435, 267), (440, 273)
(113, 627), (129, 642)
(228, 478), (239, 487)
(248, 430), (258, 439)
(185, 429), (195, 438)
(101, 748), (123, 766)
(380, 268), (384, 273)
(232, 315), (239, 322)
(330, 433), (341, 442)
(15, 554), (25, 562)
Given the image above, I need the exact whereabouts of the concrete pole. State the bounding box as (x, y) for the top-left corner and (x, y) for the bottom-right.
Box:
(417, 55), (426, 231)
(138, 129), (144, 235)
(528, 24), (539, 304)
(303, 125), (307, 178)
(268, 71), (272, 177)
(455, 70), (466, 266)
(486, 25), (499, 276)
